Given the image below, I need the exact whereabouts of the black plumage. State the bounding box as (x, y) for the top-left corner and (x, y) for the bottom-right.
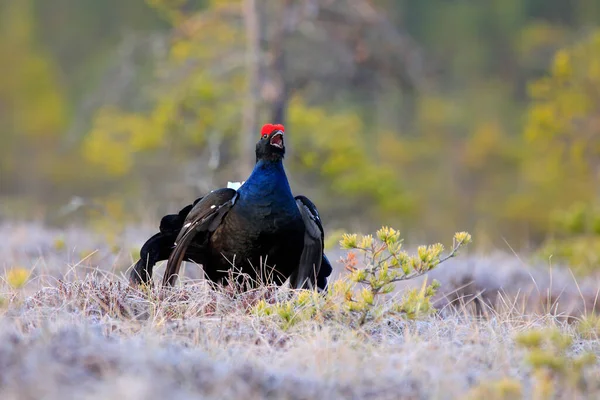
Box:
(130, 124), (332, 290)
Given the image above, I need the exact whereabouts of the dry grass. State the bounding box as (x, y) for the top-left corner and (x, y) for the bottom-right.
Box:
(1, 223), (599, 399)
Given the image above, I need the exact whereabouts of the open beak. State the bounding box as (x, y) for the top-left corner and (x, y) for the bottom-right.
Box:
(269, 130), (284, 149)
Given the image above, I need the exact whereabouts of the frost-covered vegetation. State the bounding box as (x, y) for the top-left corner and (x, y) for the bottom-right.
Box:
(1, 223), (600, 399)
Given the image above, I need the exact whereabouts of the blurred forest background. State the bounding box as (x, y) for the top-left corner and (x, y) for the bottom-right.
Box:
(1, 0), (600, 271)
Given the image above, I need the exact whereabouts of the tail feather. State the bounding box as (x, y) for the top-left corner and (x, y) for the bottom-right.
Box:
(162, 223), (200, 286)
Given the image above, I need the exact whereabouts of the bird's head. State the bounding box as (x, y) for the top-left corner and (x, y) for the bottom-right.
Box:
(256, 123), (285, 162)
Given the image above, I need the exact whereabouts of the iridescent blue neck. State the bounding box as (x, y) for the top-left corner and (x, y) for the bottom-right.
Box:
(237, 159), (294, 201)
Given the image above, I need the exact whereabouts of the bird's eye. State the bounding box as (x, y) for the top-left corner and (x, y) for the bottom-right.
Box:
(262, 134), (268, 139)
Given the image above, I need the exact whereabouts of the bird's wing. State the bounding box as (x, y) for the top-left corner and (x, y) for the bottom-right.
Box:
(290, 195), (325, 290)
(162, 188), (237, 286)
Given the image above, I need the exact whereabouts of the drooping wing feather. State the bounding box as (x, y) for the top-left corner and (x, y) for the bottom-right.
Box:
(316, 254), (333, 291)
(162, 188), (237, 287)
(289, 195), (325, 290)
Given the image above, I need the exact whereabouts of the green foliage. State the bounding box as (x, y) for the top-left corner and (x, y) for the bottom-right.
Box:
(341, 228), (471, 324)
(323, 229), (346, 251)
(466, 378), (522, 400)
(517, 31), (600, 234)
(254, 290), (331, 331)
(82, 1), (242, 178)
(5, 267), (30, 290)
(392, 279), (440, 320)
(0, 0), (68, 194)
(536, 203), (600, 274)
(515, 31), (600, 271)
(537, 236), (600, 275)
(287, 101), (413, 217)
(53, 237), (66, 252)
(516, 328), (597, 398)
(577, 314), (600, 340)
(254, 228), (471, 329)
(0, 0), (67, 140)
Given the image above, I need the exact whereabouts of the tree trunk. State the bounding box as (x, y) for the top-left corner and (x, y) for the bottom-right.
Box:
(269, 0), (293, 126)
(240, 0), (260, 178)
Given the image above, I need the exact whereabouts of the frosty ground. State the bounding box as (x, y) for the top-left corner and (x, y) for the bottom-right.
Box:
(0, 223), (598, 399)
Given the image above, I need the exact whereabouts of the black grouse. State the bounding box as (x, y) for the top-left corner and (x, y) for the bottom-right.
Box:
(130, 123), (332, 290)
